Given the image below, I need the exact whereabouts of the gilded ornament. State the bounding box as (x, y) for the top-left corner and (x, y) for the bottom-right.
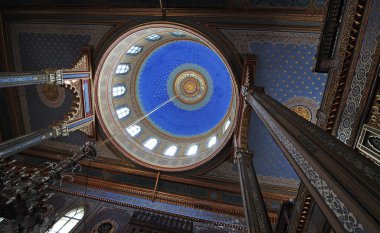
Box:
(174, 70), (207, 104)
(290, 106), (311, 121)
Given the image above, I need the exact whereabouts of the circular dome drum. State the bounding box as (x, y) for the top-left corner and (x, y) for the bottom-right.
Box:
(95, 23), (238, 171)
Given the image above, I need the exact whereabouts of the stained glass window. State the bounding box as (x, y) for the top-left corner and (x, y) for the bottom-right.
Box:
(172, 31), (185, 37)
(116, 107), (130, 119)
(115, 64), (130, 74)
(146, 34), (161, 41)
(47, 206), (84, 233)
(126, 46), (143, 55)
(163, 145), (178, 156)
(186, 144), (198, 156)
(126, 125), (141, 137)
(207, 136), (217, 148)
(112, 85), (126, 97)
(223, 119), (231, 133)
(143, 138), (158, 150)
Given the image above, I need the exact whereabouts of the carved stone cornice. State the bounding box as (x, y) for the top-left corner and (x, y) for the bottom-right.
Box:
(336, 0), (380, 145)
(317, 0), (368, 133)
(315, 0), (344, 72)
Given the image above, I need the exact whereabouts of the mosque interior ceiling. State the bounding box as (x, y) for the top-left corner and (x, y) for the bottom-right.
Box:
(0, 0), (332, 227)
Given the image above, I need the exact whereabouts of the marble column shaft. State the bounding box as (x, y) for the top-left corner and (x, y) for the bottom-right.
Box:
(0, 123), (67, 159)
(234, 148), (273, 233)
(0, 70), (63, 88)
(245, 87), (380, 233)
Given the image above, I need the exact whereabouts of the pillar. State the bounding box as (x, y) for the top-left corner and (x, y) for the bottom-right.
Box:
(234, 147), (273, 233)
(0, 70), (63, 88)
(0, 122), (67, 159)
(244, 86), (380, 233)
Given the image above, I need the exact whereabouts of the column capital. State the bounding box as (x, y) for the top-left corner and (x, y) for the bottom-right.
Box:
(45, 69), (63, 85)
(241, 85), (265, 99)
(233, 147), (253, 166)
(51, 121), (68, 137)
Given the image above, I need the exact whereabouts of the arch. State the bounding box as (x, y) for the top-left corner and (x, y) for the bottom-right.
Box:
(61, 81), (81, 122)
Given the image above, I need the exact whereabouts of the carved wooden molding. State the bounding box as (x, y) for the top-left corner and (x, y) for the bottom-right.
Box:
(315, 0), (344, 72)
(70, 175), (245, 218)
(49, 186), (247, 232)
(235, 55), (256, 149)
(287, 183), (313, 233)
(317, 0), (368, 134)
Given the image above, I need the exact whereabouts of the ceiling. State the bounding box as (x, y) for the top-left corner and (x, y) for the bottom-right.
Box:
(95, 24), (237, 171)
(0, 1), (329, 227)
(1, 0), (326, 8)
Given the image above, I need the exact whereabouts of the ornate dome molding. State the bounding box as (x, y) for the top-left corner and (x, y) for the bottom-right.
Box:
(95, 23), (238, 171)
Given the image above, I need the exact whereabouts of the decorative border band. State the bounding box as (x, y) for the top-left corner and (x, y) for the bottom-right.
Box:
(249, 95), (365, 233)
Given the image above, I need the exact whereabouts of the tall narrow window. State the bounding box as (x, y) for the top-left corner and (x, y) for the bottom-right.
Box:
(207, 135), (217, 148)
(143, 138), (158, 150)
(146, 34), (161, 41)
(115, 64), (130, 74)
(116, 106), (130, 119)
(112, 85), (126, 97)
(126, 46), (143, 55)
(47, 206), (84, 233)
(186, 145), (198, 156)
(126, 125), (141, 137)
(223, 119), (231, 133)
(172, 31), (185, 37)
(164, 145), (178, 156)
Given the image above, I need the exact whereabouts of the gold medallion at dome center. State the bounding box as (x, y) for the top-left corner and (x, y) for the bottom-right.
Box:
(182, 78), (199, 95)
(174, 70), (207, 104)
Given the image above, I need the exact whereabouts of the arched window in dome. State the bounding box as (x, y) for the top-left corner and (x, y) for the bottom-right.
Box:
(163, 145), (178, 156)
(143, 138), (158, 150)
(115, 64), (130, 75)
(186, 144), (198, 156)
(146, 34), (161, 41)
(126, 125), (141, 137)
(171, 31), (185, 37)
(112, 85), (126, 97)
(207, 135), (217, 148)
(223, 119), (231, 133)
(116, 106), (130, 119)
(46, 206), (84, 233)
(126, 45), (143, 55)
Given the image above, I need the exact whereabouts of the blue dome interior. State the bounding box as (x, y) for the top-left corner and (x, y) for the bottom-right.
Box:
(137, 40), (232, 137)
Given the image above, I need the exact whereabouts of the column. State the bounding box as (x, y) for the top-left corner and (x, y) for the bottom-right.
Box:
(0, 122), (67, 159)
(0, 69), (63, 88)
(244, 86), (380, 233)
(234, 147), (273, 233)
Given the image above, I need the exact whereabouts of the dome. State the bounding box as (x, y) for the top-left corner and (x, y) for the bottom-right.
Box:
(95, 23), (238, 171)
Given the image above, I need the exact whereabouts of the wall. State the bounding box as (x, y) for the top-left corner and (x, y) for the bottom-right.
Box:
(43, 189), (245, 233)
